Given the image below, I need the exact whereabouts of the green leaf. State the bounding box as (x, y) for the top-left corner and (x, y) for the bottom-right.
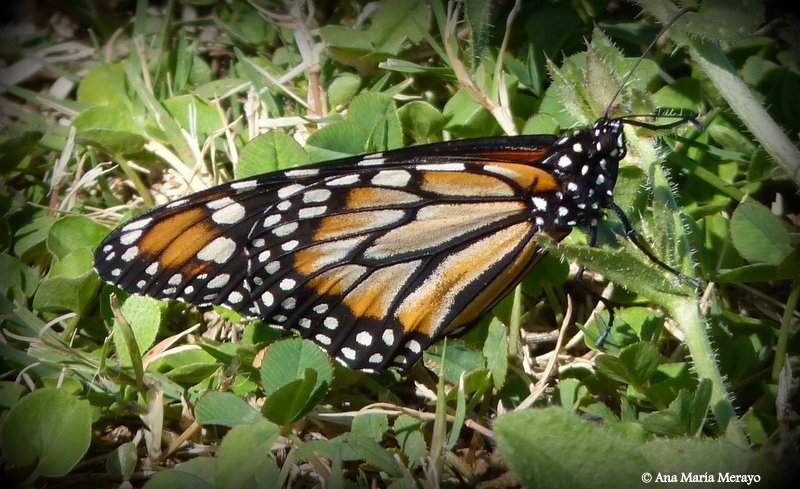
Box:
(483, 317), (508, 389)
(368, 0), (428, 54)
(640, 390), (691, 436)
(398, 100), (445, 144)
(72, 105), (146, 156)
(424, 340), (485, 382)
(76, 62), (130, 108)
(106, 442), (138, 481)
(595, 342), (660, 387)
(351, 413), (389, 442)
(305, 121), (368, 161)
(443, 88), (497, 138)
(162, 95), (227, 144)
(48, 215), (110, 259)
(143, 463), (215, 489)
(535, 233), (690, 302)
(638, 438), (755, 482)
(150, 348), (221, 385)
(236, 131), (311, 178)
(0, 127), (44, 174)
(214, 420), (281, 489)
(260, 338), (333, 396)
(677, 0), (764, 43)
(337, 432), (404, 478)
(195, 391), (264, 427)
(730, 201), (794, 265)
(494, 408), (651, 489)
(261, 371), (318, 425)
(347, 92), (402, 152)
(0, 387), (92, 477)
(113, 295), (163, 366)
(14, 216), (56, 263)
(327, 73), (361, 107)
(394, 415), (427, 469)
(0, 253), (40, 299)
(32, 248), (100, 314)
(689, 378), (713, 437)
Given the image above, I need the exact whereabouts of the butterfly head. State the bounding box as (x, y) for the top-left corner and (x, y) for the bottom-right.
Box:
(536, 117), (626, 229)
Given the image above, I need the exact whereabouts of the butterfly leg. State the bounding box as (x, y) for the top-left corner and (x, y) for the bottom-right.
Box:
(609, 203), (701, 289)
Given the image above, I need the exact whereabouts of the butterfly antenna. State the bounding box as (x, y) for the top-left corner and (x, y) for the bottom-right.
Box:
(605, 7), (698, 118)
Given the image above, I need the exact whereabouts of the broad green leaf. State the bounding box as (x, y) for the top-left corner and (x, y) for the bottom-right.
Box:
(261, 372), (318, 425)
(236, 131), (311, 178)
(260, 338), (332, 396)
(730, 201), (794, 265)
(113, 295), (163, 366)
(352, 413), (389, 442)
(72, 105), (145, 156)
(494, 408), (650, 489)
(32, 248), (100, 314)
(0, 388), (92, 477)
(215, 420), (281, 489)
(76, 62), (129, 108)
(48, 215), (110, 259)
(394, 415), (427, 469)
(106, 442), (137, 480)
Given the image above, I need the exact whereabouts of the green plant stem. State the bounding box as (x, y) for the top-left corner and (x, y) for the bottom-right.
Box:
(771, 278), (800, 383)
(112, 153), (155, 208)
(667, 298), (749, 449)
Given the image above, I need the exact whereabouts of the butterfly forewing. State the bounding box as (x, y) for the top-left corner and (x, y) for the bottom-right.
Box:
(95, 120), (626, 371)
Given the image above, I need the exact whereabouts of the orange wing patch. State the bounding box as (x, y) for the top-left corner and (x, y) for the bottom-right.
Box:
(419, 171), (515, 197)
(345, 187), (422, 210)
(314, 209), (407, 241)
(481, 162), (559, 192)
(137, 208), (217, 271)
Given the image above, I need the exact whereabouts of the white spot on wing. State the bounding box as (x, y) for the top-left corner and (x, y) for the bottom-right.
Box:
(121, 247), (139, 262)
(207, 273), (230, 289)
(327, 175), (360, 186)
(303, 189), (331, 203)
(298, 206), (327, 219)
(231, 180), (258, 190)
(277, 183), (305, 199)
(273, 222), (298, 237)
(416, 163), (465, 171)
(212, 203), (246, 224)
(341, 347), (356, 360)
(120, 230), (142, 245)
(356, 331), (373, 346)
(197, 237), (237, 263)
(323, 316), (338, 329)
(371, 170), (411, 187)
(122, 218), (153, 231)
(285, 168), (320, 178)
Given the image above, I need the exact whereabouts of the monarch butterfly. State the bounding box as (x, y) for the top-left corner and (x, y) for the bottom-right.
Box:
(94, 9), (698, 373)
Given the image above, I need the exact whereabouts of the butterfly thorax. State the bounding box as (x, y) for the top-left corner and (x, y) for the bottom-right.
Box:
(531, 117), (626, 231)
